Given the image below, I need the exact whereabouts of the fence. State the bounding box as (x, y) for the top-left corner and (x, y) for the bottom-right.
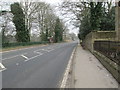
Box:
(94, 41), (120, 64)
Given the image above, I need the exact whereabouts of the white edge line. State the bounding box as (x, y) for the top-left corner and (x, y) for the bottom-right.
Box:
(60, 46), (76, 88)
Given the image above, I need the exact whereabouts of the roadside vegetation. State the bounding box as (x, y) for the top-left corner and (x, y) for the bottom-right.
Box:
(1, 2), (68, 48)
(59, 1), (115, 40)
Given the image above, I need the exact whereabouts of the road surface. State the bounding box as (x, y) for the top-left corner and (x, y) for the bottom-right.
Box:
(1, 42), (77, 88)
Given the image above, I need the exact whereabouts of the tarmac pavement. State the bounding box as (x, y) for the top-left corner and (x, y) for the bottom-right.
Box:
(1, 42), (77, 88)
(74, 44), (118, 88)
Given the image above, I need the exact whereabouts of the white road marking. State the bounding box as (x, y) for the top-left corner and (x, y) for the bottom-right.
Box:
(24, 54), (42, 62)
(21, 55), (28, 60)
(39, 53), (43, 55)
(0, 63), (7, 72)
(0, 68), (6, 72)
(2, 53), (27, 61)
(2, 55), (20, 61)
(2, 45), (56, 63)
(34, 49), (42, 53)
(42, 48), (54, 52)
(16, 63), (19, 66)
(34, 50), (43, 55)
(60, 47), (76, 88)
(21, 49), (44, 62)
(48, 49), (54, 52)
(34, 48), (54, 53)
(0, 63), (5, 69)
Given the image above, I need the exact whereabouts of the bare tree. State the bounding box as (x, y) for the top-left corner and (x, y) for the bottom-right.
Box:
(20, 1), (42, 37)
(0, 11), (15, 43)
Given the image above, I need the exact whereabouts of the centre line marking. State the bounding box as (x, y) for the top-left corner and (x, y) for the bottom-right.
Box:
(21, 55), (28, 60)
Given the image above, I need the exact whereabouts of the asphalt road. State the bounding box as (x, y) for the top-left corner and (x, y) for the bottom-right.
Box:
(1, 41), (77, 88)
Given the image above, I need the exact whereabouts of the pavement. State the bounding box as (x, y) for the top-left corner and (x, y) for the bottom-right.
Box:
(0, 42), (77, 88)
(74, 44), (118, 88)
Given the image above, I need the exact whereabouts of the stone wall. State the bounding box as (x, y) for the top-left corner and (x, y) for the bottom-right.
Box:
(84, 2), (120, 50)
(83, 31), (116, 52)
(92, 31), (116, 40)
(93, 51), (119, 83)
(115, 2), (120, 41)
(83, 32), (93, 52)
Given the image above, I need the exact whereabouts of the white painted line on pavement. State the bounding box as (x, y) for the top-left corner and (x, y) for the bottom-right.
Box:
(34, 50), (43, 54)
(34, 51), (39, 54)
(42, 48), (54, 52)
(2, 55), (19, 61)
(24, 54), (43, 62)
(0, 63), (5, 69)
(0, 63), (7, 72)
(34, 49), (42, 53)
(60, 47), (76, 88)
(21, 55), (29, 60)
(16, 63), (19, 66)
(0, 68), (7, 72)
(24, 47), (56, 62)
(36, 52), (44, 55)
(35, 48), (54, 53)
(2, 53), (27, 61)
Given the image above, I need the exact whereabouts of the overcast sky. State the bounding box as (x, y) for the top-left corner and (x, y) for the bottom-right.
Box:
(43, 0), (79, 35)
(0, 0), (79, 35)
(41, 0), (79, 35)
(1, 0), (116, 35)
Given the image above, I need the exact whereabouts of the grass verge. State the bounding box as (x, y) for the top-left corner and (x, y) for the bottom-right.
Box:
(1, 43), (49, 52)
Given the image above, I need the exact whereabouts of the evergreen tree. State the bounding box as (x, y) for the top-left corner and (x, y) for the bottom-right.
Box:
(90, 2), (103, 30)
(78, 2), (115, 40)
(11, 3), (30, 42)
(54, 18), (63, 42)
